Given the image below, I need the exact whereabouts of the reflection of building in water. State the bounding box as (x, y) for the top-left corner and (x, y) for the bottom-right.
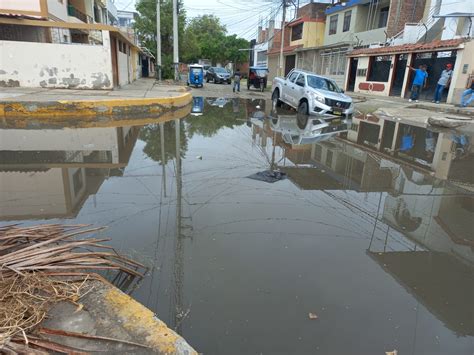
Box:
(0, 126), (140, 220)
(367, 251), (474, 336)
(347, 114), (474, 182)
(250, 113), (474, 336)
(381, 159), (474, 266)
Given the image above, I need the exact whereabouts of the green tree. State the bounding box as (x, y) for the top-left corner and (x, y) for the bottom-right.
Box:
(183, 15), (249, 66)
(134, 0), (186, 79)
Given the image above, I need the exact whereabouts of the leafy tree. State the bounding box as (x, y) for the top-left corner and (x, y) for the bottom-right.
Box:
(134, 0), (186, 79)
(223, 35), (250, 64)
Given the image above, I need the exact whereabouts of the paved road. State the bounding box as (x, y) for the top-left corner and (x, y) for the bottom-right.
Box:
(187, 80), (272, 100)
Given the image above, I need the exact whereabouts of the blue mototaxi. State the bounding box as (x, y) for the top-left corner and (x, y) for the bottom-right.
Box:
(187, 64), (204, 88)
(191, 96), (204, 116)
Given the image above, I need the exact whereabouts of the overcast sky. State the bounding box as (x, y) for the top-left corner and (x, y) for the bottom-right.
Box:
(113, 0), (326, 40)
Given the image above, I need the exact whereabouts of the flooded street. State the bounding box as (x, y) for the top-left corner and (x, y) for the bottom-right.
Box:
(1, 98), (473, 354)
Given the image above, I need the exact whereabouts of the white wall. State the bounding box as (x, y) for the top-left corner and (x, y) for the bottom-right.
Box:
(0, 0), (41, 12)
(0, 31), (113, 89)
(47, 0), (68, 21)
(116, 39), (130, 86)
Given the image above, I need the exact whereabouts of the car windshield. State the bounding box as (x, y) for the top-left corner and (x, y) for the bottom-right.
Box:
(252, 69), (268, 77)
(215, 67), (227, 73)
(307, 75), (341, 93)
(191, 68), (202, 75)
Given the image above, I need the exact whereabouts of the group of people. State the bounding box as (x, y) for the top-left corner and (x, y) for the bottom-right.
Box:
(408, 63), (474, 107)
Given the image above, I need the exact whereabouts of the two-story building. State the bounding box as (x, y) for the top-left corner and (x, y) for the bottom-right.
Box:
(345, 0), (474, 104)
(0, 0), (148, 89)
(267, 2), (327, 81)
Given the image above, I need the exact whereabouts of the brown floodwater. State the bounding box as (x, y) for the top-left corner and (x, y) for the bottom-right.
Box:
(1, 98), (473, 354)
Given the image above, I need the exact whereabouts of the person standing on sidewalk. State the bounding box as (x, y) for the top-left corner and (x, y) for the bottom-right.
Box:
(460, 76), (474, 107)
(233, 68), (241, 93)
(406, 64), (428, 102)
(432, 63), (453, 103)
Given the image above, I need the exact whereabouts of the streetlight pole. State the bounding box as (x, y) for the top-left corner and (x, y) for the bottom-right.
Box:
(156, 0), (162, 81)
(279, 0), (287, 77)
(172, 0), (179, 81)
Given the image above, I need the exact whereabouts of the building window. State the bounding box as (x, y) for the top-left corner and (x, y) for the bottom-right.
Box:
(329, 15), (338, 35)
(357, 68), (368, 77)
(291, 23), (303, 41)
(343, 11), (351, 32)
(378, 7), (389, 28)
(367, 56), (391, 82)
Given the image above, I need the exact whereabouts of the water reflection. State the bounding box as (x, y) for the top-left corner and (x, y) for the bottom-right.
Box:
(1, 99), (473, 354)
(0, 126), (140, 220)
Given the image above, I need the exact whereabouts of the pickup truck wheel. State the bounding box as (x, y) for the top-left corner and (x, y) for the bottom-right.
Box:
(298, 101), (309, 115)
(272, 90), (282, 108)
(296, 112), (308, 129)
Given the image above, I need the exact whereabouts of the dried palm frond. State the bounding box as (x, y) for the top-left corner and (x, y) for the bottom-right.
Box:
(0, 224), (147, 352)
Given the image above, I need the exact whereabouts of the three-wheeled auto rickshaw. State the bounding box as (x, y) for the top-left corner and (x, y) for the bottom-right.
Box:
(247, 66), (268, 92)
(187, 64), (204, 88)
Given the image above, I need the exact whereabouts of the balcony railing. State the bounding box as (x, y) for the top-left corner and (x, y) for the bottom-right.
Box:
(67, 5), (93, 23)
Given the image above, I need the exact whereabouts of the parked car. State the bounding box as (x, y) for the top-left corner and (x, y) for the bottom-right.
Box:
(272, 69), (354, 119)
(206, 67), (231, 84)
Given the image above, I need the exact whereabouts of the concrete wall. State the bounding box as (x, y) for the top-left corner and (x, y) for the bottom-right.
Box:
(0, 31), (113, 89)
(290, 22), (325, 48)
(324, 3), (389, 46)
(47, 0), (68, 21)
(352, 55), (395, 96)
(117, 40), (130, 86)
(449, 40), (474, 104)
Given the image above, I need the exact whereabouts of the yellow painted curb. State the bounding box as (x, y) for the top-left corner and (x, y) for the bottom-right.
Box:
(104, 287), (197, 355)
(0, 92), (192, 119)
(1, 104), (192, 130)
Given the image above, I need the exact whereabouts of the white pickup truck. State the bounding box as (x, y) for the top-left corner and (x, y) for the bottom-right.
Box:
(272, 69), (354, 120)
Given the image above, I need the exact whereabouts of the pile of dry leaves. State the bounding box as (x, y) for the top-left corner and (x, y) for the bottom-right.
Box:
(0, 224), (146, 354)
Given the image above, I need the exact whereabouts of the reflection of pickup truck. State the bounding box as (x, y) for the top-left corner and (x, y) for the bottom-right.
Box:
(269, 111), (348, 145)
(272, 69), (354, 119)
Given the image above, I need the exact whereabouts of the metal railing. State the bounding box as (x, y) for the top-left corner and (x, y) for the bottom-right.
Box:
(389, 5), (439, 44)
(67, 4), (93, 24)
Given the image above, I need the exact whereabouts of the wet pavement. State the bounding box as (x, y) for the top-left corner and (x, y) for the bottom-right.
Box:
(1, 97), (473, 354)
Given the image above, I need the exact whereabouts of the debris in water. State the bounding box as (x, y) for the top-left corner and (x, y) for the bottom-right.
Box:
(308, 312), (318, 320)
(385, 350), (398, 355)
(196, 155), (203, 160)
(247, 170), (287, 183)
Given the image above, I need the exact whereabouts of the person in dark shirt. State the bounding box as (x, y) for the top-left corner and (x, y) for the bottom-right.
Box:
(233, 68), (241, 93)
(460, 76), (474, 107)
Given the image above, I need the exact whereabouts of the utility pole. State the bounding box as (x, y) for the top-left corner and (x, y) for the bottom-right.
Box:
(172, 0), (179, 82)
(156, 0), (162, 81)
(278, 0), (287, 77)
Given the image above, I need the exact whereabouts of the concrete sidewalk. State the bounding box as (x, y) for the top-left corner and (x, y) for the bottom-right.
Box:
(349, 92), (474, 118)
(0, 78), (187, 101)
(0, 78), (192, 118)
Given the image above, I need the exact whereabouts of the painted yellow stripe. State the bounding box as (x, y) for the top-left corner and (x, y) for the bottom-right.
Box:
(0, 92), (192, 119)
